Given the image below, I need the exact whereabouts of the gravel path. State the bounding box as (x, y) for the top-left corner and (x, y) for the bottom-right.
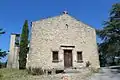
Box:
(89, 67), (120, 80)
(27, 68), (92, 80)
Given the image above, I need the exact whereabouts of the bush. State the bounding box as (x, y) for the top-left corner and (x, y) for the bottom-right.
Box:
(0, 73), (3, 79)
(27, 66), (31, 74)
(0, 74), (3, 77)
(89, 67), (100, 73)
(27, 67), (44, 75)
(86, 61), (91, 67)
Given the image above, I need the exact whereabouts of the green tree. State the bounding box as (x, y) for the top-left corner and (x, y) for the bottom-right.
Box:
(0, 28), (7, 68)
(0, 29), (6, 59)
(97, 3), (120, 66)
(0, 49), (6, 59)
(19, 20), (29, 69)
(0, 29), (5, 35)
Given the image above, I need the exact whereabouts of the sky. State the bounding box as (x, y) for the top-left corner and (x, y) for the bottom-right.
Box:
(0, 0), (119, 61)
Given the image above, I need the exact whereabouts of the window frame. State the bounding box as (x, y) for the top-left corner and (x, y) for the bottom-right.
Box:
(52, 51), (59, 63)
(77, 51), (83, 63)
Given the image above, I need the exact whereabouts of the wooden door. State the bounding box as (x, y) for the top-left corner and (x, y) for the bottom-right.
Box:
(64, 50), (72, 68)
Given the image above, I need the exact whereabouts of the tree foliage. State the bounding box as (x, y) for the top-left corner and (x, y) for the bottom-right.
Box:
(0, 49), (6, 59)
(0, 29), (6, 59)
(19, 20), (29, 69)
(97, 3), (120, 66)
(0, 29), (5, 35)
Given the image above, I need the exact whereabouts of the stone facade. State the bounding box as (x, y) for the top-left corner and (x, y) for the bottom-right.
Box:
(7, 34), (20, 68)
(26, 13), (100, 70)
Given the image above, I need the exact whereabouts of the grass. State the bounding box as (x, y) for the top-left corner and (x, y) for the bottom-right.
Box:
(0, 68), (30, 80)
(0, 68), (94, 80)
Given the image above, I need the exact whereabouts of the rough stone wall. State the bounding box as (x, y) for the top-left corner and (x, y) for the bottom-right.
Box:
(26, 14), (100, 69)
(7, 34), (19, 69)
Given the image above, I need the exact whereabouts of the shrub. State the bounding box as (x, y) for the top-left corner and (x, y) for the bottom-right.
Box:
(27, 67), (44, 75)
(0, 73), (3, 79)
(89, 67), (100, 73)
(86, 61), (91, 67)
(27, 66), (31, 74)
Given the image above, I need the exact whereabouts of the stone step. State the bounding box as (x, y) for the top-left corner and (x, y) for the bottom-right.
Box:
(64, 69), (85, 73)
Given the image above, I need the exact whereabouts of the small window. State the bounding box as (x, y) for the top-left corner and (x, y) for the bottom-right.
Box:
(77, 51), (83, 63)
(52, 51), (59, 63)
